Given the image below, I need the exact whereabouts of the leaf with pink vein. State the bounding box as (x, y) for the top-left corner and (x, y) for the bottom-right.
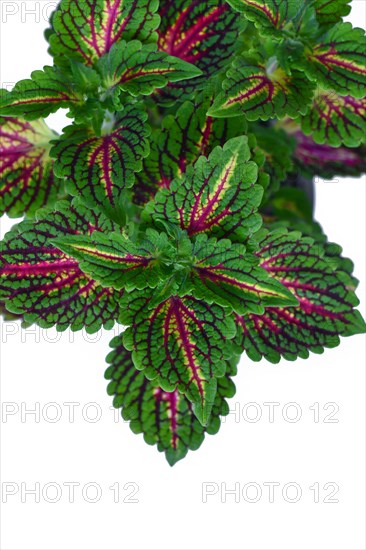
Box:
(0, 199), (122, 333)
(234, 228), (366, 362)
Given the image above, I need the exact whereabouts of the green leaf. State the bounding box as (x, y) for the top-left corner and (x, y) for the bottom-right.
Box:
(296, 22), (366, 98)
(51, 106), (150, 212)
(144, 136), (263, 243)
(190, 234), (299, 314)
(0, 199), (122, 333)
(134, 92), (248, 204)
(0, 66), (82, 120)
(97, 40), (202, 100)
(49, 0), (160, 66)
(208, 57), (315, 120)
(312, 0), (351, 28)
(106, 337), (239, 465)
(0, 117), (62, 218)
(54, 229), (173, 291)
(121, 291), (236, 425)
(69, 62), (102, 94)
(235, 228), (366, 363)
(226, 0), (303, 33)
(250, 123), (296, 196)
(156, 0), (242, 101)
(269, 186), (314, 222)
(245, 134), (270, 190)
(300, 89), (366, 147)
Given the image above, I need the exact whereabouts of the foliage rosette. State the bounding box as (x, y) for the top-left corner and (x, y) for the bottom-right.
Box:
(0, 0), (365, 466)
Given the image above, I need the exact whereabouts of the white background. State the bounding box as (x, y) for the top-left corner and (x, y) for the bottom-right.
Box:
(0, 2), (365, 549)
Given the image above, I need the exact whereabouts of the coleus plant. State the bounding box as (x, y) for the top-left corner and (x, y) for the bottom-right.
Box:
(0, 0), (365, 466)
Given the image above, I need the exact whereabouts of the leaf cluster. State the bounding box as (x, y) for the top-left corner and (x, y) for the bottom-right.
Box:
(0, 0), (365, 464)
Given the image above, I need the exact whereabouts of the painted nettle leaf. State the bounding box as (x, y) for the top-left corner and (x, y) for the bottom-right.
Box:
(297, 136), (366, 179)
(53, 229), (174, 291)
(51, 105), (150, 213)
(296, 22), (366, 98)
(106, 338), (239, 465)
(311, 0), (352, 28)
(0, 117), (61, 218)
(300, 89), (366, 147)
(282, 119), (366, 179)
(144, 137), (263, 243)
(235, 228), (366, 363)
(134, 92), (248, 203)
(208, 55), (316, 120)
(1, 0), (365, 465)
(0, 66), (82, 120)
(226, 0), (352, 36)
(0, 200), (122, 333)
(226, 0), (303, 34)
(120, 290), (236, 425)
(96, 40), (202, 101)
(156, 0), (243, 100)
(49, 0), (160, 66)
(190, 234), (298, 314)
